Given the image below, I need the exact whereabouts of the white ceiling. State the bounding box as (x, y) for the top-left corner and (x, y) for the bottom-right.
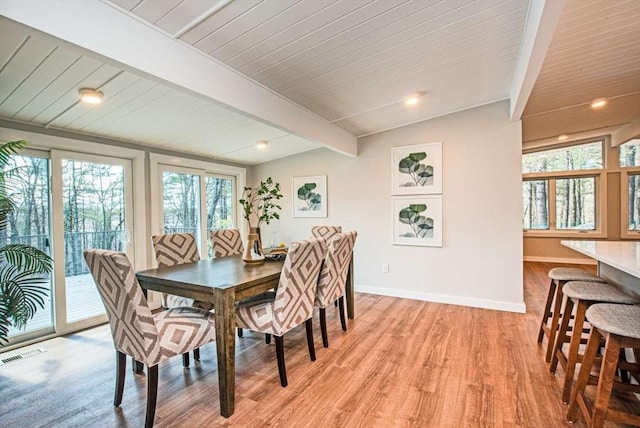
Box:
(0, 0), (638, 164)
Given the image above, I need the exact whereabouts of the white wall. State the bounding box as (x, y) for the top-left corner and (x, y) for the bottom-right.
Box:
(252, 101), (525, 313)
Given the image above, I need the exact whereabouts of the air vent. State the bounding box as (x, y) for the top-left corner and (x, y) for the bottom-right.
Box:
(0, 348), (46, 365)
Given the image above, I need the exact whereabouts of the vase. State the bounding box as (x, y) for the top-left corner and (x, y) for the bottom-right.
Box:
(243, 227), (265, 264)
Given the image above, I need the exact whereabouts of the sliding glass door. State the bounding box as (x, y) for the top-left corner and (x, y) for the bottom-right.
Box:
(52, 151), (134, 333)
(4, 150), (54, 343)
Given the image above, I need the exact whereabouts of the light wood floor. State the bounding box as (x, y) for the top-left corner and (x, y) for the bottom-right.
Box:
(1, 262), (638, 427)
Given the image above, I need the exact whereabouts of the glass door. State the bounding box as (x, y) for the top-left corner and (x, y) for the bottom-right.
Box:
(51, 151), (133, 332)
(4, 150), (54, 344)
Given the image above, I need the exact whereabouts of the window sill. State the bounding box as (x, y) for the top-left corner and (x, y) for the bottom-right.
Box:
(523, 230), (607, 239)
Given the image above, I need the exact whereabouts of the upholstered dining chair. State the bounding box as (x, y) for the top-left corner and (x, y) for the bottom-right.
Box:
(315, 231), (357, 347)
(311, 225), (342, 241)
(210, 228), (243, 258)
(83, 249), (216, 428)
(236, 238), (325, 387)
(151, 232), (211, 365)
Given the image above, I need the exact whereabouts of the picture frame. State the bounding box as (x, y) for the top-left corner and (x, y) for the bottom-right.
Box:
(392, 195), (442, 247)
(391, 142), (442, 195)
(292, 175), (327, 218)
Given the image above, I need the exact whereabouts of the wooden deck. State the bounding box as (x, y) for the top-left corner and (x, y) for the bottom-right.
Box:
(8, 274), (104, 337)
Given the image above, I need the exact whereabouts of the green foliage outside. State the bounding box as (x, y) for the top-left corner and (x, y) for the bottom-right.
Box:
(297, 182), (321, 211)
(0, 140), (53, 344)
(398, 204), (433, 238)
(398, 152), (433, 187)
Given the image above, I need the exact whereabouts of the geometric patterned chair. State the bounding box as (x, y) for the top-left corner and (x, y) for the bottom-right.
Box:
(537, 267), (606, 363)
(151, 233), (202, 309)
(210, 228), (243, 258)
(315, 231), (357, 348)
(151, 232), (211, 366)
(566, 303), (640, 427)
(83, 249), (216, 428)
(311, 225), (342, 242)
(235, 238), (325, 387)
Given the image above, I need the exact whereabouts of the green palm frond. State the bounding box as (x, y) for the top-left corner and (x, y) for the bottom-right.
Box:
(0, 244), (53, 274)
(0, 140), (28, 168)
(0, 139), (54, 345)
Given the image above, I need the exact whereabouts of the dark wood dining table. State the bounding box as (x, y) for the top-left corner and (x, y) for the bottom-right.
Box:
(135, 254), (355, 418)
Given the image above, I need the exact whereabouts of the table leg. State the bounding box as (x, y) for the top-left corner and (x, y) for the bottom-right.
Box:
(213, 288), (236, 417)
(346, 256), (355, 319)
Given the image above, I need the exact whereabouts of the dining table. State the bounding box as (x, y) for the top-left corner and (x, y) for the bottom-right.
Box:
(135, 253), (355, 418)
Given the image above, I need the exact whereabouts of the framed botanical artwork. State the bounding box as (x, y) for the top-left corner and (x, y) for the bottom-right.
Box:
(293, 175), (327, 218)
(391, 142), (442, 195)
(392, 195), (443, 247)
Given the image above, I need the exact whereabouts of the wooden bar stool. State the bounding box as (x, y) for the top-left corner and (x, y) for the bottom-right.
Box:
(549, 281), (638, 403)
(567, 304), (640, 428)
(537, 267), (606, 363)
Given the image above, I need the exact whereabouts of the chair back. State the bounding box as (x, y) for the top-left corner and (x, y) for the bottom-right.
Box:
(315, 231), (357, 307)
(83, 249), (158, 364)
(272, 238), (325, 335)
(151, 233), (200, 268)
(311, 225), (342, 241)
(210, 228), (243, 258)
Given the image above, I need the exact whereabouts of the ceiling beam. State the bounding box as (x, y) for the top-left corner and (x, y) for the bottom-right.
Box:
(509, 0), (565, 121)
(611, 117), (640, 147)
(0, 0), (357, 157)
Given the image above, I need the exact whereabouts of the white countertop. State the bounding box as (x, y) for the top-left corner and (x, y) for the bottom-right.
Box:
(561, 240), (640, 279)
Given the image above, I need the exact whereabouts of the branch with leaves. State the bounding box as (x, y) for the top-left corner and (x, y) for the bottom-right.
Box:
(398, 204), (434, 238)
(238, 177), (283, 228)
(398, 152), (433, 186)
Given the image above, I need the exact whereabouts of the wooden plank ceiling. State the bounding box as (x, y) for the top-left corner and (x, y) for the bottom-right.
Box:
(522, 0), (640, 142)
(2, 0), (637, 161)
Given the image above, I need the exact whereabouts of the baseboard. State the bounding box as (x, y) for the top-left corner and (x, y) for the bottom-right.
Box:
(523, 256), (597, 265)
(355, 285), (526, 314)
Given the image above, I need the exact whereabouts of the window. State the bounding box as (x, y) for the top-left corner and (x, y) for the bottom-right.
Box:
(619, 139), (640, 236)
(522, 140), (604, 235)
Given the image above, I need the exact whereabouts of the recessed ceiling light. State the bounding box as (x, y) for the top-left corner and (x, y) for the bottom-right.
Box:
(78, 88), (104, 104)
(403, 93), (421, 107)
(256, 140), (268, 150)
(590, 98), (607, 109)
(558, 134), (569, 141)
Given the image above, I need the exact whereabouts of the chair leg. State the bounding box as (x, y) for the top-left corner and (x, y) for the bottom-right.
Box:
(334, 299), (338, 307)
(319, 308), (329, 348)
(546, 280), (565, 363)
(275, 335), (287, 387)
(114, 351), (126, 406)
(305, 318), (316, 361)
(538, 279), (557, 343)
(132, 357), (144, 374)
(338, 296), (347, 332)
(550, 297), (574, 374)
(193, 348), (200, 361)
(145, 365), (159, 428)
(560, 300), (587, 404)
(591, 334), (622, 428)
(265, 334), (271, 344)
(237, 327), (243, 338)
(182, 353), (189, 368)
(567, 327), (603, 422)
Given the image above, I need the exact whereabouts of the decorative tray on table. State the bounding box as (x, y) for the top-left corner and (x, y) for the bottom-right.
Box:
(264, 247), (287, 261)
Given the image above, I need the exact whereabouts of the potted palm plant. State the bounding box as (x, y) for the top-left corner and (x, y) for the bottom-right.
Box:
(238, 177), (283, 263)
(0, 140), (53, 345)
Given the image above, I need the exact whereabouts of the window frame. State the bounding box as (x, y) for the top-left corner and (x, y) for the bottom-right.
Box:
(522, 138), (607, 238)
(619, 140), (640, 238)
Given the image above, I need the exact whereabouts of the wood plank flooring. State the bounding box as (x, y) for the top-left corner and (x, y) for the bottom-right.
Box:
(1, 262), (638, 427)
